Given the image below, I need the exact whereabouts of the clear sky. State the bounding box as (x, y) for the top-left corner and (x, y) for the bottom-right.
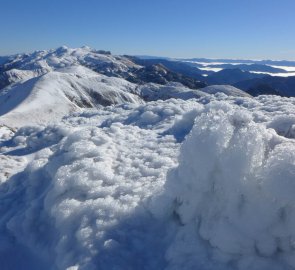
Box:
(1, 0), (295, 60)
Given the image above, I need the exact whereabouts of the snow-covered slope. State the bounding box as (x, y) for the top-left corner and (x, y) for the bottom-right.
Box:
(200, 84), (252, 97)
(1, 93), (295, 270)
(0, 66), (142, 127)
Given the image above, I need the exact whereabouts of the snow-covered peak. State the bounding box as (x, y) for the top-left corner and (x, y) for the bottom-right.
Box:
(0, 46), (140, 84)
(0, 47), (145, 100)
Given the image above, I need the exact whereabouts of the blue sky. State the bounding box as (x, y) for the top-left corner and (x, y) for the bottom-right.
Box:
(1, 0), (295, 60)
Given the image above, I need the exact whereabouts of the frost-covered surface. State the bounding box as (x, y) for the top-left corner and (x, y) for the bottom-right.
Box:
(0, 98), (200, 270)
(1, 94), (295, 269)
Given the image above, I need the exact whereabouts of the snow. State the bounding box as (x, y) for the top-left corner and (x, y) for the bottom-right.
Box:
(0, 125), (26, 184)
(3, 69), (46, 84)
(1, 93), (295, 269)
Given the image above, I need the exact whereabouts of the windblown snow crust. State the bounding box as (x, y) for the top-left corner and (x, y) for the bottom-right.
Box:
(1, 94), (295, 270)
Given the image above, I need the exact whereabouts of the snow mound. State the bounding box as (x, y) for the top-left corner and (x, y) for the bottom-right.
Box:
(200, 84), (252, 97)
(163, 103), (295, 270)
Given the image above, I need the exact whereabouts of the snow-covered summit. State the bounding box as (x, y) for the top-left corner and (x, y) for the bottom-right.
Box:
(1, 45), (138, 71)
(0, 46), (139, 87)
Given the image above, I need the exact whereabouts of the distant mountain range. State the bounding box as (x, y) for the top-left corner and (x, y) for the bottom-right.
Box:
(132, 56), (295, 96)
(2, 48), (295, 98)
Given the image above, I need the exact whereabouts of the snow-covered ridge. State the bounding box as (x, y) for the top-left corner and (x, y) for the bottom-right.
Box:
(0, 66), (142, 127)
